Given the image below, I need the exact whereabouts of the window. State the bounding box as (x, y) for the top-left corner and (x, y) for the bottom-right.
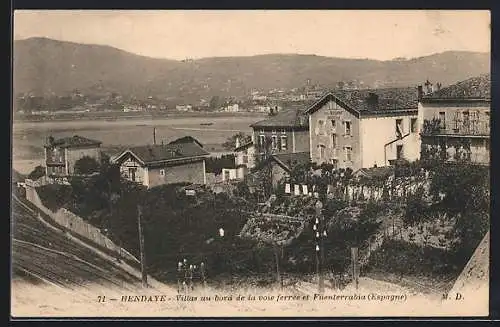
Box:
(281, 129), (286, 134)
(344, 146), (352, 161)
(396, 119), (404, 138)
(160, 169), (165, 176)
(410, 118), (417, 133)
(281, 135), (287, 151)
(129, 168), (137, 182)
(317, 119), (325, 135)
(272, 135), (278, 150)
(462, 110), (470, 124)
(330, 119), (336, 130)
(331, 134), (337, 148)
(329, 159), (338, 168)
(439, 112), (446, 128)
(243, 155), (249, 164)
(259, 135), (265, 148)
(396, 145), (404, 160)
(344, 121), (351, 136)
(472, 110), (480, 121)
(272, 130), (277, 134)
(318, 144), (326, 160)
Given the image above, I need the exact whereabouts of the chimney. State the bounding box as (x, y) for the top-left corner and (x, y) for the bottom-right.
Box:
(424, 80), (433, 95)
(235, 137), (240, 149)
(417, 85), (424, 100)
(147, 146), (154, 158)
(366, 92), (379, 110)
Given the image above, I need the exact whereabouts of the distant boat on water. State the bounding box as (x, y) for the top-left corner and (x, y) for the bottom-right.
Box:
(200, 122), (213, 126)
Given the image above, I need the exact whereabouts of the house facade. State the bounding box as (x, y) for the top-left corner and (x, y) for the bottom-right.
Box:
(305, 89), (420, 171)
(44, 135), (102, 176)
(250, 107), (310, 158)
(418, 74), (490, 165)
(268, 152), (311, 188)
(232, 138), (256, 180)
(112, 140), (209, 188)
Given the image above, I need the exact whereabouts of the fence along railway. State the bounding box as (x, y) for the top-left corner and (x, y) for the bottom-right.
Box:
(11, 196), (144, 290)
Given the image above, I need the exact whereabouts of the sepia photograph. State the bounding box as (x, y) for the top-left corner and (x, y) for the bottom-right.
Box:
(11, 9), (490, 317)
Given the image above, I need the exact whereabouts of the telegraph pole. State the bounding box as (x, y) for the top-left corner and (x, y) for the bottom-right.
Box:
(314, 200), (325, 293)
(137, 204), (148, 288)
(274, 247), (282, 289)
(200, 262), (207, 289)
(351, 247), (359, 290)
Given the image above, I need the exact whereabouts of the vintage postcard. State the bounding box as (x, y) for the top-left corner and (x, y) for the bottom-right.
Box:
(11, 10), (490, 318)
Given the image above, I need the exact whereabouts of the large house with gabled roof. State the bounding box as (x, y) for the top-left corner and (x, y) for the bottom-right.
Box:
(112, 139), (209, 188)
(44, 135), (102, 176)
(250, 106), (310, 158)
(418, 74), (490, 165)
(305, 88), (420, 171)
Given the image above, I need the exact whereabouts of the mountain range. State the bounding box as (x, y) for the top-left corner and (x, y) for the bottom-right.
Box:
(13, 37), (490, 101)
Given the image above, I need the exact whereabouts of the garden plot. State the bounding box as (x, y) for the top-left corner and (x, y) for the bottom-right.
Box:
(239, 214), (307, 247)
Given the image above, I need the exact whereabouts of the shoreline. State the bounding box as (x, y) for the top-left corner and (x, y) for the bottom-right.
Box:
(14, 111), (268, 124)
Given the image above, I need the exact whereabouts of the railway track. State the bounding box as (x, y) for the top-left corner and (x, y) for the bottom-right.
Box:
(12, 239), (140, 291)
(11, 196), (143, 291)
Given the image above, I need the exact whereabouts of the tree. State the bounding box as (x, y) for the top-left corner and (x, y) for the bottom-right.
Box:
(209, 96), (221, 111)
(252, 135), (274, 198)
(205, 154), (235, 175)
(28, 165), (46, 180)
(74, 156), (100, 175)
(222, 132), (252, 150)
(403, 187), (429, 226)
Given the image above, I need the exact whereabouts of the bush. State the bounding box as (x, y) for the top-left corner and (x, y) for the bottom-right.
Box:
(36, 184), (73, 211)
(403, 191), (429, 226)
(28, 165), (45, 180)
(430, 163), (489, 214)
(367, 239), (461, 277)
(74, 156), (100, 175)
(205, 154), (235, 175)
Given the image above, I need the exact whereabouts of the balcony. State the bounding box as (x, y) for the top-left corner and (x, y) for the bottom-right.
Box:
(45, 149), (66, 165)
(46, 155), (65, 165)
(422, 118), (490, 137)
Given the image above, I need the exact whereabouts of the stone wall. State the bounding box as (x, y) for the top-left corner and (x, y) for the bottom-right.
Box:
(24, 180), (139, 264)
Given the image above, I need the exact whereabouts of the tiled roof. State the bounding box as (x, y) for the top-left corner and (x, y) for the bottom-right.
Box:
(234, 141), (254, 152)
(354, 166), (394, 179)
(272, 152), (311, 173)
(423, 74), (491, 100)
(124, 142), (209, 165)
(168, 136), (204, 148)
(306, 87), (419, 117)
(44, 135), (102, 148)
(250, 107), (309, 129)
(335, 87), (419, 111)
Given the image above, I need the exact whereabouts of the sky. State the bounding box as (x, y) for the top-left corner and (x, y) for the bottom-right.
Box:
(14, 10), (490, 61)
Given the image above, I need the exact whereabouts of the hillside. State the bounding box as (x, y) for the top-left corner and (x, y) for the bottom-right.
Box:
(13, 37), (490, 100)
